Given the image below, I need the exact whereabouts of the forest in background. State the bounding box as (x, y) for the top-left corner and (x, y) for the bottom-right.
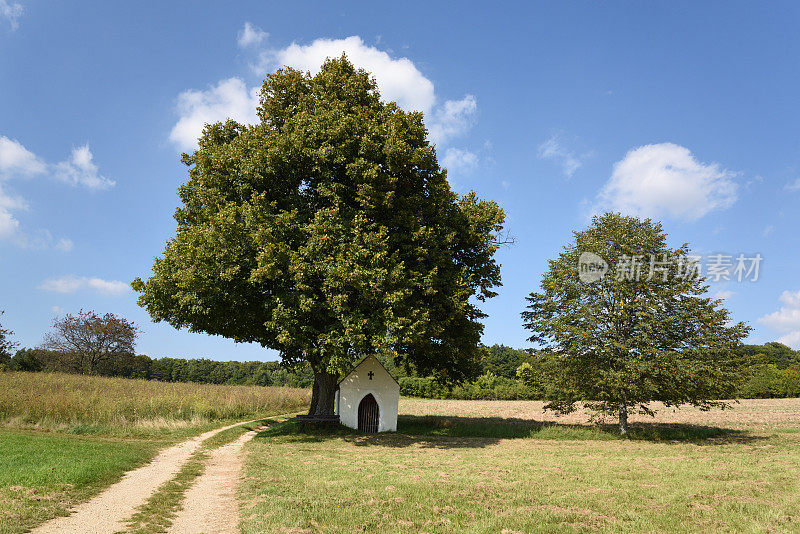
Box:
(3, 342), (799, 400)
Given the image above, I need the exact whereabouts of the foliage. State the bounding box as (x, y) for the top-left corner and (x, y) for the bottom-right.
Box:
(6, 348), (43, 372)
(480, 344), (531, 378)
(6, 348), (314, 388)
(400, 372), (536, 400)
(515, 350), (561, 399)
(0, 311), (17, 369)
(734, 342), (800, 369)
(41, 311), (140, 375)
(737, 364), (800, 398)
(132, 57), (505, 415)
(522, 213), (750, 433)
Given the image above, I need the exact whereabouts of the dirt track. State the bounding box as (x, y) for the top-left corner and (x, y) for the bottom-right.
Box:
(31, 420), (256, 534)
(168, 426), (263, 534)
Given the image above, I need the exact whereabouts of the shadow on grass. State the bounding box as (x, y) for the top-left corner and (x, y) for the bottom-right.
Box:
(253, 414), (761, 449)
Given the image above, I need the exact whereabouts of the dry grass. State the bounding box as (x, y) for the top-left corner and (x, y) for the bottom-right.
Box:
(399, 397), (800, 430)
(0, 371), (309, 435)
(240, 398), (800, 533)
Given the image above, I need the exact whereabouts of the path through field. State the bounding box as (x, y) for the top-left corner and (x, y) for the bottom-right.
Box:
(31, 420), (259, 534)
(168, 425), (264, 534)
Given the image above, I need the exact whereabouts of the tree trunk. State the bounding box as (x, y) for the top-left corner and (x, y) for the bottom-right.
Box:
(308, 378), (320, 415)
(618, 397), (629, 435)
(308, 371), (338, 416)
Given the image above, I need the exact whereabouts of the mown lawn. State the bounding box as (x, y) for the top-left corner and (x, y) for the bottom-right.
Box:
(240, 399), (800, 533)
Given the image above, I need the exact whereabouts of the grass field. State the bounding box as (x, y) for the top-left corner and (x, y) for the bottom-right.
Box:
(0, 372), (310, 533)
(0, 372), (309, 436)
(240, 398), (800, 533)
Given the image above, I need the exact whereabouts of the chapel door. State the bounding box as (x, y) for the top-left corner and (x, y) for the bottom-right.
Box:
(358, 394), (379, 433)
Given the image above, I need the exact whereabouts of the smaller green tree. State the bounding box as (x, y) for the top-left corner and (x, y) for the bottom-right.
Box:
(0, 311), (18, 369)
(8, 348), (43, 372)
(481, 344), (531, 378)
(42, 311), (140, 375)
(522, 213), (750, 434)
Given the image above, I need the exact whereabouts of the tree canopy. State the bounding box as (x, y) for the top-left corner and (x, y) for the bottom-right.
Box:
(42, 310), (140, 375)
(133, 57), (506, 415)
(522, 212), (750, 433)
(0, 311), (16, 368)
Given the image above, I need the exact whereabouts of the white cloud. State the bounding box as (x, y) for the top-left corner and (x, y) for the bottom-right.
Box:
(0, 137), (37, 241)
(713, 289), (734, 301)
(172, 33), (478, 150)
(763, 225), (774, 237)
(537, 136), (588, 178)
(778, 289), (800, 309)
(38, 275), (130, 296)
(0, 0), (23, 30)
(427, 95), (477, 145)
(1, 137), (111, 190)
(758, 290), (800, 349)
(54, 145), (115, 190)
(237, 22), (268, 48)
(50, 305), (64, 315)
(0, 205), (19, 238)
(13, 229), (72, 250)
(0, 184), (26, 238)
(0, 137), (113, 247)
(0, 136), (47, 177)
(785, 178), (800, 192)
(268, 36), (436, 113)
(55, 238), (74, 252)
(778, 331), (800, 349)
(594, 143), (738, 221)
(442, 148), (479, 173)
(169, 78), (260, 152)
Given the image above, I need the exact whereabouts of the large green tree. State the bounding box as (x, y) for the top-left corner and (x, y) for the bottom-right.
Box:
(133, 57), (505, 416)
(522, 213), (749, 433)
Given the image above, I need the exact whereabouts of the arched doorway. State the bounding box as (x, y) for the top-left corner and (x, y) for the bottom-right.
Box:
(358, 394), (379, 433)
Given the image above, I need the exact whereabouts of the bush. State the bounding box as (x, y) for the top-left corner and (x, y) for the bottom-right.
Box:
(399, 377), (449, 398)
(738, 364), (800, 398)
(400, 373), (539, 400)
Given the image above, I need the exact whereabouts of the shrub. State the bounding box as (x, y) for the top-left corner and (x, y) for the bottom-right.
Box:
(737, 364), (800, 398)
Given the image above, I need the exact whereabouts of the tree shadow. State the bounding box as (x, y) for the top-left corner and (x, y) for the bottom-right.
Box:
(253, 414), (762, 449)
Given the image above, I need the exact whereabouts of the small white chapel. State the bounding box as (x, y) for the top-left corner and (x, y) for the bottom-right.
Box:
(335, 355), (399, 433)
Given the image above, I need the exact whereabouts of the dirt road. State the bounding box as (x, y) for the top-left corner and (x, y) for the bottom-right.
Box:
(167, 426), (263, 533)
(31, 420), (260, 534)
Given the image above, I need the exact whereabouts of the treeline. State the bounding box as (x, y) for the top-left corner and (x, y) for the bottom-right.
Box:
(398, 342), (800, 400)
(3, 342), (799, 400)
(4, 348), (313, 388)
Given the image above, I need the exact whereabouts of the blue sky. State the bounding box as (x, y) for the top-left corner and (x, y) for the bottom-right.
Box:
(1, 1), (799, 360)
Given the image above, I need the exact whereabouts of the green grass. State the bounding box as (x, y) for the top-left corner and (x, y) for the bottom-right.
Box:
(0, 429), (163, 534)
(240, 408), (800, 533)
